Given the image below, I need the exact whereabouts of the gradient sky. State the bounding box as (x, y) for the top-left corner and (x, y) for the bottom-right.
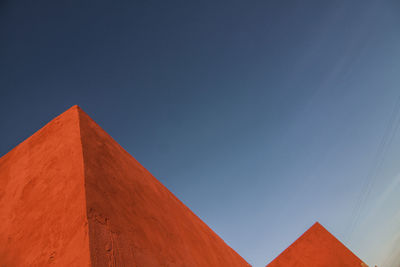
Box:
(1, 1), (400, 266)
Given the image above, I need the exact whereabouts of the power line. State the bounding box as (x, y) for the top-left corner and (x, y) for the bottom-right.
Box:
(346, 95), (400, 240)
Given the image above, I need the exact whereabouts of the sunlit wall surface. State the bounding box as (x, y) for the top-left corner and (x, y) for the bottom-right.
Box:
(1, 1), (400, 266)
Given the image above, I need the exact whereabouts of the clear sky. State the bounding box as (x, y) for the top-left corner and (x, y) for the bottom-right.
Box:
(1, 1), (400, 266)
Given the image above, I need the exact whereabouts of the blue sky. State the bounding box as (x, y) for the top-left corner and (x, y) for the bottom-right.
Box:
(1, 1), (400, 266)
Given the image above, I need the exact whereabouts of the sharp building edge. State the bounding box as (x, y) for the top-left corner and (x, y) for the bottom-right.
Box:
(0, 105), (250, 267)
(0, 105), (369, 267)
(266, 222), (368, 267)
(0, 106), (91, 266)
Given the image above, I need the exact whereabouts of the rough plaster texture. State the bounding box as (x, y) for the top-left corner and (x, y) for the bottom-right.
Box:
(0, 106), (250, 267)
(0, 106), (90, 266)
(266, 222), (367, 267)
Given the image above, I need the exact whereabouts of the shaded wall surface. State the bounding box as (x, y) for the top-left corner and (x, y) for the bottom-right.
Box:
(0, 106), (250, 267)
(266, 222), (367, 267)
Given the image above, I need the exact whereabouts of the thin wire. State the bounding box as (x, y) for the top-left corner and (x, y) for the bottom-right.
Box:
(348, 97), (400, 239)
(346, 95), (400, 240)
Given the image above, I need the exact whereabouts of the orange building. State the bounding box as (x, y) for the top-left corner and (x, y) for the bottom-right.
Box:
(266, 222), (367, 267)
(0, 106), (249, 267)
